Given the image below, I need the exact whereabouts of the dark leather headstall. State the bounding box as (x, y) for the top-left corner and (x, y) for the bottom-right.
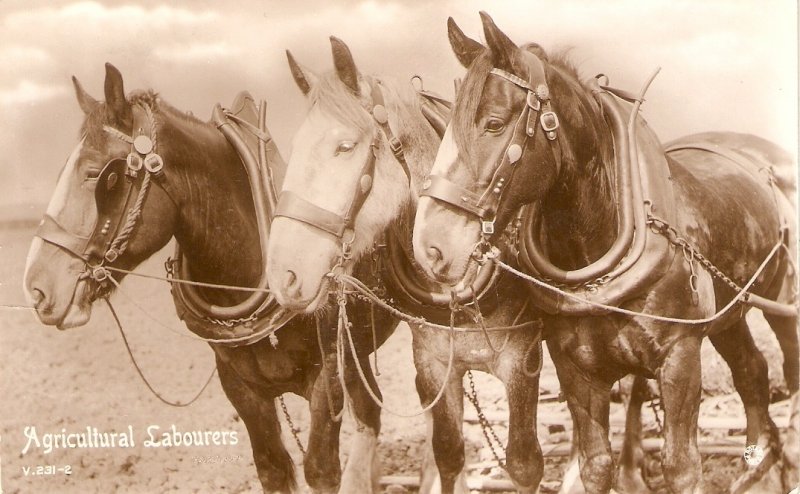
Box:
(35, 104), (164, 283)
(273, 81), (412, 241)
(420, 52), (561, 237)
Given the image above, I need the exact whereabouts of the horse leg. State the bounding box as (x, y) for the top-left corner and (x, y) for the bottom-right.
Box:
(710, 318), (781, 493)
(339, 352), (382, 494)
(414, 353), (467, 494)
(763, 312), (800, 490)
(216, 357), (296, 493)
(558, 431), (585, 494)
(502, 343), (544, 493)
(548, 341), (614, 494)
(304, 353), (344, 494)
(615, 375), (650, 493)
(657, 335), (703, 493)
(419, 410), (441, 493)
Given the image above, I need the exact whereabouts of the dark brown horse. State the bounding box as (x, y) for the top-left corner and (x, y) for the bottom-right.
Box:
(22, 63), (394, 493)
(413, 13), (798, 494)
(266, 38), (545, 493)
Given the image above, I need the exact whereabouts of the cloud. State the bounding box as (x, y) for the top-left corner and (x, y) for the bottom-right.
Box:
(0, 80), (67, 106)
(153, 42), (242, 63)
(0, 45), (53, 69)
(2, 1), (219, 30)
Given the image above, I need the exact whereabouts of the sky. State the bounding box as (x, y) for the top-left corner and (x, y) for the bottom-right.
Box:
(0, 0), (796, 212)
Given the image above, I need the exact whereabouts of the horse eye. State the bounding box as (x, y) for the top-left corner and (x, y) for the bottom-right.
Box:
(335, 141), (356, 155)
(84, 168), (101, 181)
(485, 118), (505, 133)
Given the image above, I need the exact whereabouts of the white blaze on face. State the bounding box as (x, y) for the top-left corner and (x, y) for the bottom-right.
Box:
(23, 139), (84, 303)
(430, 125), (459, 176)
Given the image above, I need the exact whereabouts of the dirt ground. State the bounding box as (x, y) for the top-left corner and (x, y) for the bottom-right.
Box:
(0, 226), (792, 493)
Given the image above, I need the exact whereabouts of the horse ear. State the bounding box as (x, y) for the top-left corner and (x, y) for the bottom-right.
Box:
(103, 63), (132, 129)
(72, 76), (98, 115)
(286, 50), (318, 96)
(479, 11), (518, 72)
(330, 36), (360, 94)
(447, 17), (484, 68)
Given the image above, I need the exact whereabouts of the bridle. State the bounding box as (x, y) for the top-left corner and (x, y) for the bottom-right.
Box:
(35, 103), (169, 288)
(420, 51), (561, 238)
(273, 80), (412, 247)
(35, 101), (286, 337)
(273, 79), (500, 306)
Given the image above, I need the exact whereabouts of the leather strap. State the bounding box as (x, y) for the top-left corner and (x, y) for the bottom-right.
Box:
(36, 214), (89, 260)
(420, 51), (559, 236)
(371, 82), (412, 185)
(420, 175), (487, 218)
(274, 190), (349, 238)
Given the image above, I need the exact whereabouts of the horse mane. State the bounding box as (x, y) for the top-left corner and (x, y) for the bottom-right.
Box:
(80, 90), (209, 147)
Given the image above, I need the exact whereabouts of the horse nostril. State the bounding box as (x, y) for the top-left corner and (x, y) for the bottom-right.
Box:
(283, 270), (301, 299)
(427, 246), (443, 264)
(31, 288), (45, 308)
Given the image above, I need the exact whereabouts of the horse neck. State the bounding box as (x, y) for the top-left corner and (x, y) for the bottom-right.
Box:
(539, 71), (619, 268)
(157, 108), (262, 294)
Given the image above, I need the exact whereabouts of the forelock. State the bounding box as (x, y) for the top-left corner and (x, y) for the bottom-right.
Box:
(308, 72), (372, 133)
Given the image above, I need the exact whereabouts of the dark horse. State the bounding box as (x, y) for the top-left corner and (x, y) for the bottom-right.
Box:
(266, 38), (545, 493)
(413, 13), (799, 494)
(22, 63), (393, 493)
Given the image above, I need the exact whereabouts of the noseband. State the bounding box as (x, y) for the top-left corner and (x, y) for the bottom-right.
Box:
(420, 52), (561, 237)
(273, 81), (412, 242)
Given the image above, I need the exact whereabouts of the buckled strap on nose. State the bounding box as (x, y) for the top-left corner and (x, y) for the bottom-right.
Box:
(35, 214), (90, 260)
(274, 191), (349, 238)
(420, 175), (488, 218)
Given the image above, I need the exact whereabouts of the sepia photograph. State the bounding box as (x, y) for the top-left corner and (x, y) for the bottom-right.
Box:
(0, 1), (797, 493)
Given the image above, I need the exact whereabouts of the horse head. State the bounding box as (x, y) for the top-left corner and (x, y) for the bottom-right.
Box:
(267, 37), (439, 312)
(23, 63), (180, 328)
(413, 12), (610, 285)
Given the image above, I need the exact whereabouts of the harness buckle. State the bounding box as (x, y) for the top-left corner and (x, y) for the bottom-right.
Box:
(540, 111), (559, 140)
(92, 266), (109, 282)
(126, 153), (143, 178)
(388, 136), (403, 158)
(144, 153), (165, 178)
(104, 248), (119, 263)
(481, 220), (495, 236)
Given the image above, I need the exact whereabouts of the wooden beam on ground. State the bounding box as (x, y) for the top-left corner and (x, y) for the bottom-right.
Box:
(379, 475), (515, 492)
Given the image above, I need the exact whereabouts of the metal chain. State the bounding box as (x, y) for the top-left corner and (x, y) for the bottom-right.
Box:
(647, 213), (745, 294)
(464, 370), (507, 469)
(278, 395), (306, 456)
(648, 397), (664, 435)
